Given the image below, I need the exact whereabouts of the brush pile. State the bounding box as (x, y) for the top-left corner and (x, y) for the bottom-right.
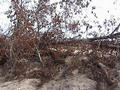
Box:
(0, 32), (120, 90)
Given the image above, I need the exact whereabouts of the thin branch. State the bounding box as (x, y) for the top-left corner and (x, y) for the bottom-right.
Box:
(9, 40), (15, 60)
(110, 23), (120, 35)
(36, 46), (44, 66)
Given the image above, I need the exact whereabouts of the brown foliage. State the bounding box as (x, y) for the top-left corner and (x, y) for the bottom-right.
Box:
(0, 1), (120, 89)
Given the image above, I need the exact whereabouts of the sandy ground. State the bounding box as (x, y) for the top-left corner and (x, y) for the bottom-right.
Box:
(0, 74), (96, 90)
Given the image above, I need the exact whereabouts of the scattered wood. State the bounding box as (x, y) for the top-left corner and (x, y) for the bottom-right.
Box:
(49, 50), (65, 64)
(97, 62), (115, 85)
(96, 62), (118, 90)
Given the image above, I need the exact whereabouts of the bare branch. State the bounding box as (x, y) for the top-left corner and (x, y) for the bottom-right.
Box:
(110, 23), (120, 35)
(36, 46), (44, 66)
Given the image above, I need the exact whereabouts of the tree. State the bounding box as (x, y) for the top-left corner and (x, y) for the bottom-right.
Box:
(5, 0), (120, 60)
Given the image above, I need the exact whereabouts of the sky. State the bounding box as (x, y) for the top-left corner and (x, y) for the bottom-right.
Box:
(0, 0), (11, 33)
(0, 0), (120, 37)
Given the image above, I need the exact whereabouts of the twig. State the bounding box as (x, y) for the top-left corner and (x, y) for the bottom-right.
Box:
(9, 40), (15, 60)
(36, 47), (44, 66)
